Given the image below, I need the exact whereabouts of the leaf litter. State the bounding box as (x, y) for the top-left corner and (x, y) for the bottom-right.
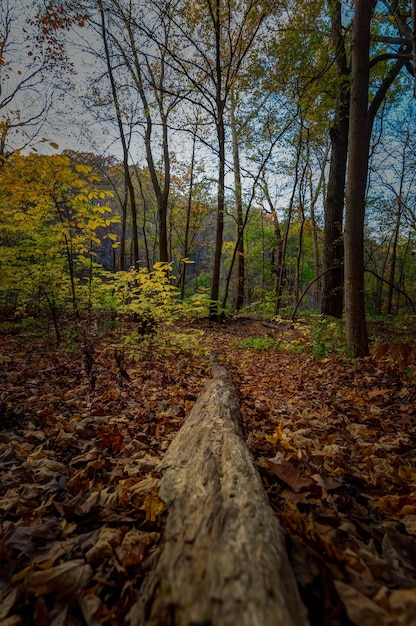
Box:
(1, 318), (416, 625)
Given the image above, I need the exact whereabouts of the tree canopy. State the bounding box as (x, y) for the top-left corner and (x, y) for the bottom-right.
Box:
(0, 0), (415, 351)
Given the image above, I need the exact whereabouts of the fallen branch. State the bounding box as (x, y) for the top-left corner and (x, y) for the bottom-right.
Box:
(139, 357), (309, 626)
(262, 320), (294, 331)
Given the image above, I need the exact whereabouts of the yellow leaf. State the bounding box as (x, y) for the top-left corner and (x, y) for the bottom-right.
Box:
(75, 164), (91, 174)
(141, 491), (165, 521)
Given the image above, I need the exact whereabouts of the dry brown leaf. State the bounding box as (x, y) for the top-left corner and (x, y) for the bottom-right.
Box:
(388, 588), (416, 625)
(0, 588), (18, 620)
(29, 560), (92, 598)
(85, 527), (122, 563)
(334, 580), (395, 626)
(378, 495), (416, 519)
(117, 529), (160, 568)
(78, 593), (103, 626)
(266, 459), (317, 492)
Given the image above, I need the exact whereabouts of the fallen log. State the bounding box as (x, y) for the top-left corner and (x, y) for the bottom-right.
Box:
(139, 357), (309, 626)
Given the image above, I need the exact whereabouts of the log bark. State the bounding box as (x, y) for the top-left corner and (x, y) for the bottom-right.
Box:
(139, 358), (309, 626)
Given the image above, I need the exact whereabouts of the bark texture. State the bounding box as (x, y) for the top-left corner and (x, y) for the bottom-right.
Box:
(344, 0), (375, 357)
(321, 0), (349, 318)
(139, 359), (309, 626)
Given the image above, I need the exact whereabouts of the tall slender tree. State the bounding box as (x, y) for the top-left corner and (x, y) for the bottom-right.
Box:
(159, 0), (278, 318)
(345, 0), (413, 356)
(89, 0), (180, 264)
(344, 0), (376, 357)
(320, 0), (349, 318)
(97, 0), (139, 269)
(229, 88), (245, 311)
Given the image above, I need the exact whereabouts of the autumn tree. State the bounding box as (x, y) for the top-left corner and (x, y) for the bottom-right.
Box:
(320, 0), (350, 318)
(155, 0), (282, 319)
(96, 0), (139, 270)
(85, 0), (184, 265)
(0, 153), (118, 339)
(0, 0), (88, 157)
(345, 0), (414, 356)
(222, 86), (292, 313)
(266, 0), (413, 328)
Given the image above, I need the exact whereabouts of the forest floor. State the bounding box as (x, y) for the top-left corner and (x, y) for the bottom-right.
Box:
(1, 314), (416, 626)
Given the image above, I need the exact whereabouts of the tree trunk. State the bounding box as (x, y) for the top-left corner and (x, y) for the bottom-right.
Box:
(139, 358), (309, 626)
(118, 8), (170, 264)
(135, 169), (152, 272)
(344, 0), (376, 357)
(119, 184), (127, 272)
(262, 178), (284, 305)
(275, 127), (303, 315)
(180, 125), (197, 299)
(308, 142), (328, 309)
(321, 0), (349, 318)
(157, 104), (170, 264)
(387, 205), (401, 314)
(294, 170), (307, 307)
(230, 91), (245, 312)
(210, 110), (226, 320)
(209, 1), (226, 321)
(98, 0), (139, 268)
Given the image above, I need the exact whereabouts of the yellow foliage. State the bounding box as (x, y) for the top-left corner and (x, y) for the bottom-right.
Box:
(0, 152), (119, 312)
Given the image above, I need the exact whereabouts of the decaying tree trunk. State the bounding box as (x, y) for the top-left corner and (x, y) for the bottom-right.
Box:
(139, 358), (309, 626)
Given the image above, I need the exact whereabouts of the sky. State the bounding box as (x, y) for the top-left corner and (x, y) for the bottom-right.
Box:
(0, 1), (119, 159)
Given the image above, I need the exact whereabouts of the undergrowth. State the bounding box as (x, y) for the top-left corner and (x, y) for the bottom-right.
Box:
(236, 336), (280, 351)
(307, 316), (347, 359)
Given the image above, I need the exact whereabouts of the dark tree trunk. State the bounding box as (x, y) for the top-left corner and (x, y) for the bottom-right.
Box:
(120, 11), (171, 265)
(209, 1), (226, 321)
(321, 0), (349, 318)
(344, 0), (376, 357)
(210, 110), (226, 320)
(158, 104), (170, 264)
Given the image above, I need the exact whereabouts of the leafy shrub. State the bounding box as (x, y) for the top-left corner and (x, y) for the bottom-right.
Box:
(178, 291), (211, 320)
(308, 316), (346, 359)
(110, 263), (177, 330)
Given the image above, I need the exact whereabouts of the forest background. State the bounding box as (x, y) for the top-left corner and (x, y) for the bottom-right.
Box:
(2, 2), (416, 624)
(1, 0), (416, 355)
